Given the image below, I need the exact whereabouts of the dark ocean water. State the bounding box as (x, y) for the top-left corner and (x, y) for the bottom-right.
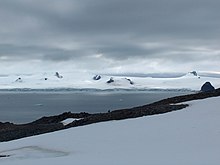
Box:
(0, 91), (191, 124)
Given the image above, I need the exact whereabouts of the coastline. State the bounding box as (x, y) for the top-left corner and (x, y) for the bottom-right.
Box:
(0, 88), (219, 142)
(0, 90), (192, 124)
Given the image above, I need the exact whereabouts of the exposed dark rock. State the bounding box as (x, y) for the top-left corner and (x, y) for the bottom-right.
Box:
(189, 71), (198, 76)
(106, 77), (114, 84)
(44, 78), (48, 80)
(0, 123), (64, 142)
(15, 77), (22, 82)
(151, 88), (219, 106)
(55, 72), (63, 79)
(93, 75), (101, 80)
(0, 155), (10, 158)
(31, 112), (91, 125)
(125, 78), (134, 85)
(201, 82), (215, 92)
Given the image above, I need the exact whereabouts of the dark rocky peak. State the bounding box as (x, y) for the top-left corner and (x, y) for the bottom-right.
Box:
(93, 75), (101, 80)
(201, 82), (215, 92)
(106, 77), (114, 84)
(55, 72), (63, 79)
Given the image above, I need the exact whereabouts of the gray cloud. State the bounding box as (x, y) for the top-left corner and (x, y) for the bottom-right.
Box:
(0, 0), (220, 73)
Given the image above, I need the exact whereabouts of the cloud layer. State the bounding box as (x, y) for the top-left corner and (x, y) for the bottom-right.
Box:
(0, 0), (220, 74)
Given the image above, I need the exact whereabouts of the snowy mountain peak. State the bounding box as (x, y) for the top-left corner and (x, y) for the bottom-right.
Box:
(184, 71), (200, 78)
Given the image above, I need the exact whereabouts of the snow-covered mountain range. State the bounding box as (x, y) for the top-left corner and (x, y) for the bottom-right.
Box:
(0, 71), (219, 91)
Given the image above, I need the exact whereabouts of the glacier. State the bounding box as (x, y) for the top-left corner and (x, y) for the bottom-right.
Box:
(0, 71), (219, 91)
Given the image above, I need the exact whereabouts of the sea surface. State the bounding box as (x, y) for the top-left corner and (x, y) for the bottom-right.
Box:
(0, 90), (192, 124)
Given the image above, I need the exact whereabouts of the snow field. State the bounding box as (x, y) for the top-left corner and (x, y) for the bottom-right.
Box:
(0, 71), (219, 91)
(0, 96), (220, 164)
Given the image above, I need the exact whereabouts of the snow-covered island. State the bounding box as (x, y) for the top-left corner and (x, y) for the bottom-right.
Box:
(0, 89), (220, 164)
(0, 71), (219, 91)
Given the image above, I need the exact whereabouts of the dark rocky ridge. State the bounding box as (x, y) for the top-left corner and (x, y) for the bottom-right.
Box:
(0, 88), (220, 142)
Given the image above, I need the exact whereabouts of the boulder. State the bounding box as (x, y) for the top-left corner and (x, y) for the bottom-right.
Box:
(201, 82), (215, 92)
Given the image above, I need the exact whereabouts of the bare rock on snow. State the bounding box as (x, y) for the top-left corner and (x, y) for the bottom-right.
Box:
(201, 82), (215, 92)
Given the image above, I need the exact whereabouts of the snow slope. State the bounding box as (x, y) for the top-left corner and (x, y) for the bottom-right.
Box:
(0, 96), (220, 164)
(0, 71), (219, 91)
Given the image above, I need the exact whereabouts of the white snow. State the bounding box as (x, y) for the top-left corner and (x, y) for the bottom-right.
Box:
(0, 96), (220, 164)
(0, 71), (219, 91)
(61, 118), (82, 126)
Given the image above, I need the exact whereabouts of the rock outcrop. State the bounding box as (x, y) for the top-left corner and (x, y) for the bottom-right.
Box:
(55, 72), (63, 79)
(125, 78), (134, 85)
(189, 71), (200, 78)
(93, 75), (101, 80)
(15, 77), (22, 82)
(189, 71), (198, 76)
(201, 82), (215, 92)
(106, 77), (114, 84)
(0, 155), (10, 158)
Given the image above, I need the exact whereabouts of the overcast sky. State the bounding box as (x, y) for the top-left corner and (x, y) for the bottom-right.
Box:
(0, 0), (220, 74)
